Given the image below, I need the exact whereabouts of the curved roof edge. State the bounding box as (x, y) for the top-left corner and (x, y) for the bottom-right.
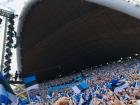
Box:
(17, 0), (42, 35)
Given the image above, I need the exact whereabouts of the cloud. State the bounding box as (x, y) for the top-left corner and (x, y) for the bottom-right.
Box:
(0, 0), (7, 3)
(0, 0), (15, 12)
(0, 0), (14, 4)
(0, 0), (29, 14)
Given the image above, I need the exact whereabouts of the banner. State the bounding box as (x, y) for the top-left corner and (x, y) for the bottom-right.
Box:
(23, 75), (39, 91)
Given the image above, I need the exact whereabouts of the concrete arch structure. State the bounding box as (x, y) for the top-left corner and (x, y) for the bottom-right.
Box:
(19, 0), (140, 82)
(86, 0), (140, 19)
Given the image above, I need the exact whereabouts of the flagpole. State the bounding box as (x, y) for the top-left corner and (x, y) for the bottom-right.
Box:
(12, 84), (31, 104)
(26, 90), (32, 105)
(16, 87), (33, 105)
(39, 85), (45, 104)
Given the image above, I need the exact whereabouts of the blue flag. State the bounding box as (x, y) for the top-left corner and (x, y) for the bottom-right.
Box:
(23, 75), (39, 91)
(0, 72), (17, 105)
(79, 82), (89, 90)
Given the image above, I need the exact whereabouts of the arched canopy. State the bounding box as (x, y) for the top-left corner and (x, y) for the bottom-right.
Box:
(20, 0), (140, 82)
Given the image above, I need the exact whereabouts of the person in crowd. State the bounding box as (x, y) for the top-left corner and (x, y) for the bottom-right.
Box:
(15, 71), (18, 81)
(21, 59), (140, 105)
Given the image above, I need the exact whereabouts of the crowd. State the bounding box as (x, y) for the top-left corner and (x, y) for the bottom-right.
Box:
(20, 59), (140, 105)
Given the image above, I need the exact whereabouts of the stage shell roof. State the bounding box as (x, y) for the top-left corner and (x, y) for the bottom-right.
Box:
(19, 0), (140, 82)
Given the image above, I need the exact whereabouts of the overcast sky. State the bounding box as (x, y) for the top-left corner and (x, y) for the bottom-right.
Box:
(0, 0), (30, 74)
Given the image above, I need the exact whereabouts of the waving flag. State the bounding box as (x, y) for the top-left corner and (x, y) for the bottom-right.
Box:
(0, 72), (18, 105)
(114, 81), (129, 94)
(72, 82), (89, 94)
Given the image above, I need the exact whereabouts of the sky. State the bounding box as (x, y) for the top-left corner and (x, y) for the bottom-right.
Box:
(0, 0), (30, 75)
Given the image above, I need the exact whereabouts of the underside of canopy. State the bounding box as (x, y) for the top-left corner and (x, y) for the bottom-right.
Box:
(19, 0), (140, 82)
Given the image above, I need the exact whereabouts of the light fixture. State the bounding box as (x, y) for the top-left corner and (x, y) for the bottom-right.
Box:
(135, 53), (138, 56)
(128, 56), (132, 59)
(118, 60), (121, 62)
